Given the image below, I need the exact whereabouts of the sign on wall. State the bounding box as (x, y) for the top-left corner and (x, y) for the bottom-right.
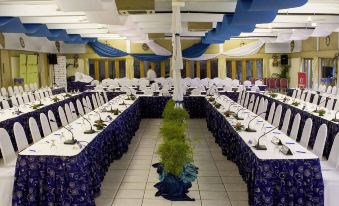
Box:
(53, 56), (67, 90)
(298, 72), (307, 89)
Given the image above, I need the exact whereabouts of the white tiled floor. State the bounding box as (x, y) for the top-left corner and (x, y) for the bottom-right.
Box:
(95, 119), (249, 206)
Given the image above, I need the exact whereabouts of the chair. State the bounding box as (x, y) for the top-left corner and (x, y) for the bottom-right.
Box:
(281, 109), (292, 134)
(13, 122), (29, 152)
(260, 99), (269, 119)
(64, 104), (74, 123)
(1, 87), (8, 97)
(327, 86), (333, 94)
(322, 133), (339, 171)
(289, 113), (301, 140)
(95, 93), (102, 106)
(301, 91), (306, 101)
(18, 86), (24, 94)
(267, 102), (276, 123)
(16, 95), (24, 105)
(76, 100), (85, 116)
(92, 94), (99, 109)
(86, 96), (93, 110)
(335, 100), (339, 112)
(326, 98), (335, 110)
(257, 98), (265, 115)
(268, 78), (277, 92)
(24, 84), (30, 92)
(10, 96), (19, 107)
(191, 88), (201, 95)
(253, 96), (260, 113)
(1, 100), (9, 109)
(0, 128), (17, 166)
(82, 98), (90, 113)
(242, 93), (249, 107)
(69, 102), (78, 121)
(48, 110), (58, 132)
(13, 86), (20, 95)
(39, 91), (44, 99)
(248, 94), (255, 110)
(312, 94), (319, 105)
(7, 86), (14, 97)
(40, 113), (52, 137)
(99, 94), (105, 106)
(22, 93), (30, 104)
(34, 91), (40, 101)
(319, 96), (327, 107)
(299, 118), (313, 148)
(322, 170), (339, 206)
(305, 92), (312, 103)
(272, 104), (282, 127)
(312, 124), (328, 158)
(332, 87), (337, 95)
(29, 117), (42, 143)
(29, 83), (35, 91)
(103, 92), (108, 103)
(58, 106), (69, 127)
(28, 93), (35, 102)
(255, 80), (263, 86)
(280, 78), (288, 92)
(291, 89), (297, 98)
(237, 90), (244, 104)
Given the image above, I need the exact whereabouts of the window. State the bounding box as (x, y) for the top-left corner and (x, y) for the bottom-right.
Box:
(236, 60), (243, 81)
(319, 58), (334, 84)
(164, 60), (171, 77)
(226, 61), (232, 78)
(89, 59), (95, 79)
(210, 59), (218, 79)
(109, 60), (115, 79)
(119, 60), (126, 78)
(99, 60), (105, 81)
(302, 58), (313, 89)
(134, 60), (141, 78)
(256, 59), (263, 80)
(246, 60), (253, 80)
(200, 61), (207, 79)
(153, 62), (161, 77)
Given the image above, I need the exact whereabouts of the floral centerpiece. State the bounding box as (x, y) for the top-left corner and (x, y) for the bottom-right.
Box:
(233, 122), (245, 131)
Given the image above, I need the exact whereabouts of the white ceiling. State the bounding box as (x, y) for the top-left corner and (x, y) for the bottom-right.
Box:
(0, 0), (339, 42)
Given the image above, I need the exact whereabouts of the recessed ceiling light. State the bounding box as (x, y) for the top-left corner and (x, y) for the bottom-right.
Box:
(307, 16), (312, 22)
(312, 22), (317, 27)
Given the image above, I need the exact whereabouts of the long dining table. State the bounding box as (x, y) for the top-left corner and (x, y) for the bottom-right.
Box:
(249, 91), (339, 158)
(206, 95), (324, 206)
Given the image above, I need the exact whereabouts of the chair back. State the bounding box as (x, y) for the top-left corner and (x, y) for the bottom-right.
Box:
(40, 113), (52, 137)
(76, 99), (85, 116)
(29, 117), (42, 143)
(69, 102), (78, 121)
(0, 128), (17, 166)
(2, 100), (10, 109)
(91, 94), (99, 109)
(13, 122), (29, 152)
(326, 98), (334, 110)
(299, 118), (313, 148)
(86, 96), (93, 110)
(248, 94), (255, 110)
(281, 109), (291, 134)
(272, 104), (282, 127)
(305, 92), (312, 102)
(64, 104), (74, 123)
(312, 124), (328, 157)
(290, 113), (301, 140)
(11, 96), (18, 106)
(267, 102), (276, 123)
(17, 95), (24, 105)
(22, 93), (30, 104)
(312, 94), (319, 105)
(253, 96), (260, 113)
(58, 106), (69, 127)
(328, 133), (339, 169)
(48, 110), (58, 132)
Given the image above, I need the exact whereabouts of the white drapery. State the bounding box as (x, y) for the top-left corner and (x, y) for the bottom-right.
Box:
(146, 40), (172, 56)
(222, 40), (265, 57)
(171, 3), (184, 102)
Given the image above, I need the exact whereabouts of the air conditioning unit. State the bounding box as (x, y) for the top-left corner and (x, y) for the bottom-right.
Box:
(188, 22), (213, 32)
(116, 0), (155, 15)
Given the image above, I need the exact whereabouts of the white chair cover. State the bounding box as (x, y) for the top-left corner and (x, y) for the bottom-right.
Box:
(29, 117), (42, 143)
(40, 113), (52, 137)
(76, 100), (85, 116)
(11, 96), (18, 107)
(17, 95), (24, 105)
(7, 86), (14, 97)
(92, 94), (99, 109)
(1, 100), (9, 109)
(13, 122), (29, 152)
(48, 110), (58, 132)
(58, 106), (69, 127)
(22, 93), (30, 104)
(272, 104), (282, 127)
(299, 118), (313, 148)
(267, 102), (276, 123)
(326, 98), (335, 110)
(290, 113), (301, 140)
(69, 102), (78, 121)
(0, 128), (17, 166)
(312, 94), (319, 105)
(322, 133), (339, 170)
(28, 93), (35, 102)
(312, 124), (328, 158)
(281, 109), (291, 134)
(64, 104), (74, 123)
(86, 96), (93, 110)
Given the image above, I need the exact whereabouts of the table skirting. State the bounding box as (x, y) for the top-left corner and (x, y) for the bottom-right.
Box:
(205, 101), (324, 206)
(251, 92), (338, 158)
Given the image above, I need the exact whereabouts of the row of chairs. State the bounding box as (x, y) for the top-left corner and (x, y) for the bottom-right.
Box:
(0, 83), (40, 98)
(264, 78), (289, 92)
(292, 89), (339, 111)
(239, 90), (338, 169)
(0, 88), (53, 110)
(316, 85), (337, 95)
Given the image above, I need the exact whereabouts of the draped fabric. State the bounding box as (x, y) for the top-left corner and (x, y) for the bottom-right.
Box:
(89, 41), (127, 57)
(0, 17), (27, 33)
(131, 54), (169, 62)
(182, 42), (210, 59)
(223, 40), (264, 57)
(146, 40), (172, 56)
(23, 24), (53, 37)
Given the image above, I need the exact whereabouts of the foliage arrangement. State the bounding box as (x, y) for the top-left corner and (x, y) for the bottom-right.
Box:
(213, 102), (221, 109)
(318, 109), (326, 117)
(157, 100), (193, 176)
(233, 122), (245, 131)
(64, 93), (72, 98)
(291, 101), (300, 107)
(31, 102), (44, 110)
(107, 108), (121, 115)
(208, 97), (215, 102)
(224, 110), (234, 117)
(126, 94), (136, 101)
(269, 92), (278, 98)
(52, 97), (60, 103)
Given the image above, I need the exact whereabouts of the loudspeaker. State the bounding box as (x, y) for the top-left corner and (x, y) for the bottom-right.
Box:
(48, 54), (58, 65)
(281, 55), (288, 65)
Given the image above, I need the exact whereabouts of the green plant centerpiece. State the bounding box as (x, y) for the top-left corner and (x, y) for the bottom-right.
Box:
(268, 92), (278, 98)
(154, 100), (198, 201)
(52, 97), (60, 103)
(31, 101), (44, 110)
(208, 96), (215, 102)
(233, 122), (245, 131)
(64, 93), (72, 98)
(291, 101), (300, 107)
(318, 109), (326, 117)
(107, 108), (121, 115)
(213, 102), (221, 109)
(224, 110), (234, 117)
(126, 94), (136, 101)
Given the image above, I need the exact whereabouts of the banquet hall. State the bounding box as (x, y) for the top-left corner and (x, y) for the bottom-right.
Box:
(1, 0), (339, 206)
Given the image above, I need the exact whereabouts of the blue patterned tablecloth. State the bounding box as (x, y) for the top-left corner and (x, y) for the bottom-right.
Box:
(12, 99), (142, 206)
(251, 92), (338, 158)
(205, 101), (324, 206)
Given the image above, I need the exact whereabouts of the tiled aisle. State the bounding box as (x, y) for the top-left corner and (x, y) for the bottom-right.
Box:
(95, 119), (249, 206)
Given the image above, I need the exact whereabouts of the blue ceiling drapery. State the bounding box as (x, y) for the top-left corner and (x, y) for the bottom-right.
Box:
(0, 17), (27, 33)
(182, 42), (210, 58)
(131, 54), (170, 61)
(23, 24), (52, 37)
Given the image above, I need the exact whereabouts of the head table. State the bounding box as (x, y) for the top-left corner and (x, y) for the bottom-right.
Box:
(11, 94), (324, 206)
